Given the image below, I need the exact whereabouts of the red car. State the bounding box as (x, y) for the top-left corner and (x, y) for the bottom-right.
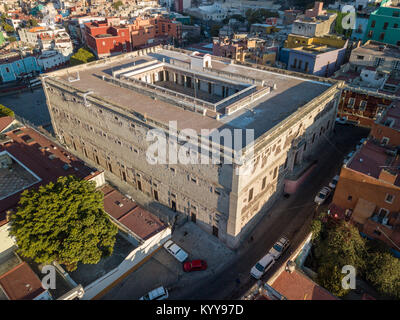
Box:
(183, 259), (207, 272)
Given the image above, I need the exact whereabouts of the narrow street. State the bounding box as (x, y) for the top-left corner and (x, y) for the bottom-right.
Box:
(169, 124), (370, 299)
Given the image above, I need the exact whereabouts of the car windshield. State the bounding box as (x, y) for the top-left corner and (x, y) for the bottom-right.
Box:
(319, 192), (326, 198)
(273, 244), (282, 252)
(142, 294), (150, 300)
(255, 263), (264, 272)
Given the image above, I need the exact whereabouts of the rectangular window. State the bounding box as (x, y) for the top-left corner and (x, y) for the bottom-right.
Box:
(385, 194), (394, 204)
(367, 30), (373, 38)
(359, 100), (367, 111)
(273, 167), (278, 179)
(392, 60), (400, 70)
(371, 20), (376, 28)
(379, 32), (385, 40)
(262, 177), (266, 190)
(248, 188), (253, 202)
(381, 137), (390, 145)
(347, 98), (355, 108)
(383, 22), (388, 30)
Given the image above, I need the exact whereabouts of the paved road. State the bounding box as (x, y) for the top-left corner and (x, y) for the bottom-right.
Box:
(169, 124), (370, 299)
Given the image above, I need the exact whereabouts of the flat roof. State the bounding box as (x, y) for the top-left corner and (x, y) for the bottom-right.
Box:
(47, 48), (332, 142)
(378, 101), (400, 131)
(0, 262), (45, 300)
(0, 126), (100, 226)
(353, 41), (400, 59)
(101, 185), (167, 241)
(348, 140), (400, 186)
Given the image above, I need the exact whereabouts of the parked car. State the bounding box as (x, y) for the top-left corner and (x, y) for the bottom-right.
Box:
(336, 116), (348, 124)
(250, 253), (275, 279)
(314, 186), (331, 205)
(343, 151), (355, 164)
(164, 240), (188, 262)
(183, 259), (207, 272)
(139, 286), (169, 300)
(269, 236), (290, 260)
(328, 175), (340, 189)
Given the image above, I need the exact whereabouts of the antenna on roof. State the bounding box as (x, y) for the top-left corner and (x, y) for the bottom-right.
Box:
(83, 91), (94, 107)
(68, 71), (80, 82)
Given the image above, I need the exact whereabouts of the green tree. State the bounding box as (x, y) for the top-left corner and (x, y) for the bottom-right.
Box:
(112, 0), (123, 9)
(315, 220), (368, 296)
(0, 104), (15, 117)
(70, 47), (96, 66)
(10, 176), (118, 271)
(2, 23), (14, 33)
(366, 242), (400, 299)
(26, 18), (38, 27)
(210, 23), (222, 37)
(310, 218), (323, 243)
(245, 9), (279, 25)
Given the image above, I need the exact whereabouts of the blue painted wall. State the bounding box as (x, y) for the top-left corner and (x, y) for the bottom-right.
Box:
(0, 56), (41, 83)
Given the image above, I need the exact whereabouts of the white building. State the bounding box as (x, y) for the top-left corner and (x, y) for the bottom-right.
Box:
(186, 3), (227, 21)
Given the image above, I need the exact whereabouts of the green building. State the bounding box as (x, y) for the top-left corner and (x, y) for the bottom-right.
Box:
(363, 0), (400, 46)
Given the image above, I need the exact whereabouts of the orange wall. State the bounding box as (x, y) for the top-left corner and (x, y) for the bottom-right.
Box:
(333, 166), (400, 214)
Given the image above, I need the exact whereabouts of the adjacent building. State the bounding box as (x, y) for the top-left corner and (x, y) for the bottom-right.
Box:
(334, 40), (400, 126)
(363, 0), (400, 46)
(84, 17), (132, 58)
(0, 51), (41, 83)
(84, 16), (182, 58)
(284, 34), (348, 77)
(331, 104), (400, 256)
(41, 45), (343, 248)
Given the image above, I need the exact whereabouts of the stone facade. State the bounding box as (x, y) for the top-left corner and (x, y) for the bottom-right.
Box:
(42, 45), (343, 248)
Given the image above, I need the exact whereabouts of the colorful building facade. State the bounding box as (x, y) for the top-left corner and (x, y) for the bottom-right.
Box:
(363, 0), (400, 46)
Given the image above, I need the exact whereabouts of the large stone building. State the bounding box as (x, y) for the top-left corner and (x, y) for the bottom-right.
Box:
(41, 45), (343, 248)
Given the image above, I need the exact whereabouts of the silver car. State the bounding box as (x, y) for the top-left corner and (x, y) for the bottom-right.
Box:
(314, 186), (331, 205)
(163, 240), (188, 262)
(269, 236), (290, 260)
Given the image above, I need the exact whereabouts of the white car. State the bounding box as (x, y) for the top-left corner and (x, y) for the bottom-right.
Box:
(139, 286), (169, 300)
(269, 236), (290, 260)
(250, 253), (275, 279)
(328, 175), (340, 189)
(314, 186), (331, 205)
(163, 240), (188, 262)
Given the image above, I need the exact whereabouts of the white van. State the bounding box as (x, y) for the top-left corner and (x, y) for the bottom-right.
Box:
(250, 253), (275, 279)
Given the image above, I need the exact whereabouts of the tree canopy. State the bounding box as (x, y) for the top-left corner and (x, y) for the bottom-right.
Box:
(245, 9), (279, 25)
(365, 241), (400, 299)
(310, 216), (400, 299)
(70, 47), (96, 66)
(10, 176), (118, 271)
(312, 218), (368, 296)
(0, 104), (15, 117)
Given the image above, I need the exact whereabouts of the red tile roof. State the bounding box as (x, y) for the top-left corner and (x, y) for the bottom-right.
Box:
(347, 140), (400, 185)
(0, 117), (14, 133)
(101, 185), (167, 240)
(0, 126), (99, 226)
(271, 270), (338, 300)
(0, 262), (45, 300)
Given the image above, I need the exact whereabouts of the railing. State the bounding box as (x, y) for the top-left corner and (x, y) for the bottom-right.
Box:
(225, 86), (271, 115)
